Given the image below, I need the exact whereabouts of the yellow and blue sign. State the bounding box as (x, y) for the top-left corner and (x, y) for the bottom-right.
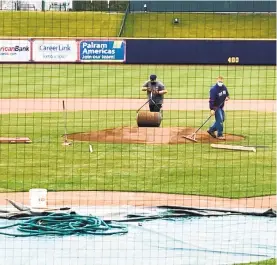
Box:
(79, 40), (126, 62)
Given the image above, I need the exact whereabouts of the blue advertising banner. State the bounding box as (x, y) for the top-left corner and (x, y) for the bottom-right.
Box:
(79, 40), (126, 62)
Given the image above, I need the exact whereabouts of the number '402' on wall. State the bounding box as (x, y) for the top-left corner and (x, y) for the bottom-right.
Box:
(228, 57), (239, 63)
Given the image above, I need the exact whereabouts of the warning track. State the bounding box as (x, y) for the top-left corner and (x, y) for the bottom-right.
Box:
(0, 192), (275, 210)
(0, 98), (275, 114)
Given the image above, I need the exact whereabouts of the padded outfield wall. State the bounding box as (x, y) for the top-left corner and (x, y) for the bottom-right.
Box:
(0, 38), (275, 65)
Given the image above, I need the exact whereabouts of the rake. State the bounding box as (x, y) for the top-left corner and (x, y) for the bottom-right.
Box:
(183, 100), (227, 142)
(182, 115), (213, 142)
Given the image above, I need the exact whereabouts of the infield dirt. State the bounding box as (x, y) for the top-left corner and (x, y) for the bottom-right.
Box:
(68, 127), (244, 144)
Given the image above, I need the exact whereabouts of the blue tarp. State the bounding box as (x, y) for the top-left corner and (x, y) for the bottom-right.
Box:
(0, 206), (275, 265)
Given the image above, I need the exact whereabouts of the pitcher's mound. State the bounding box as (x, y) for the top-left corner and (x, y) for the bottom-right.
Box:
(68, 127), (245, 145)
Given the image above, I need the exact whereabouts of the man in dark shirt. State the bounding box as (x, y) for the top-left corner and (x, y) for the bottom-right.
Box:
(207, 76), (230, 140)
(142, 74), (168, 112)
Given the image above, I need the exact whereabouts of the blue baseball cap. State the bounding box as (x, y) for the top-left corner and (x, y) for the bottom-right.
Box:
(150, 74), (157, 81)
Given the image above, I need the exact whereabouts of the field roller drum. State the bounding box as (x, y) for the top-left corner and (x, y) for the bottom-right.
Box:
(137, 111), (162, 127)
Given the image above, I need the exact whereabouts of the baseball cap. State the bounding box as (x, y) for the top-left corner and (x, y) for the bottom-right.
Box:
(150, 74), (157, 81)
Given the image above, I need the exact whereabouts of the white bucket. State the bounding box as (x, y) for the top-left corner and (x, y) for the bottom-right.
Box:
(29, 188), (48, 208)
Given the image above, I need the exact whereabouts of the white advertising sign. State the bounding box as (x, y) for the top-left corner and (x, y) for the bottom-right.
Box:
(33, 40), (77, 62)
(0, 40), (31, 62)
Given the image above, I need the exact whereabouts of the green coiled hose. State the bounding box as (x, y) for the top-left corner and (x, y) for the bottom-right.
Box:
(0, 212), (128, 237)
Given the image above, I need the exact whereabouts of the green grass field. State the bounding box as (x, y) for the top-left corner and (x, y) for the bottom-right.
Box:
(0, 110), (275, 197)
(236, 259), (277, 265)
(0, 11), (123, 37)
(0, 12), (275, 38)
(0, 64), (275, 99)
(124, 13), (276, 38)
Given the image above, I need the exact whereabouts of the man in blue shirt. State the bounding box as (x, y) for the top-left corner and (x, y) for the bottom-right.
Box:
(207, 76), (230, 140)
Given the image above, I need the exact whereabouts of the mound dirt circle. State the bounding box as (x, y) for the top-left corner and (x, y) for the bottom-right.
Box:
(68, 127), (245, 144)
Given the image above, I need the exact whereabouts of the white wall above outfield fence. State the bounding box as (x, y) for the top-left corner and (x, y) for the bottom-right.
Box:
(0, 0), (72, 11)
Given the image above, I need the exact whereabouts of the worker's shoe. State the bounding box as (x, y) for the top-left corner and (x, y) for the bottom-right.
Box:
(207, 130), (216, 138)
(217, 136), (226, 140)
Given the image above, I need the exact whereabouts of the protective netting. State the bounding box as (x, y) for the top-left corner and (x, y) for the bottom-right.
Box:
(0, 1), (276, 265)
